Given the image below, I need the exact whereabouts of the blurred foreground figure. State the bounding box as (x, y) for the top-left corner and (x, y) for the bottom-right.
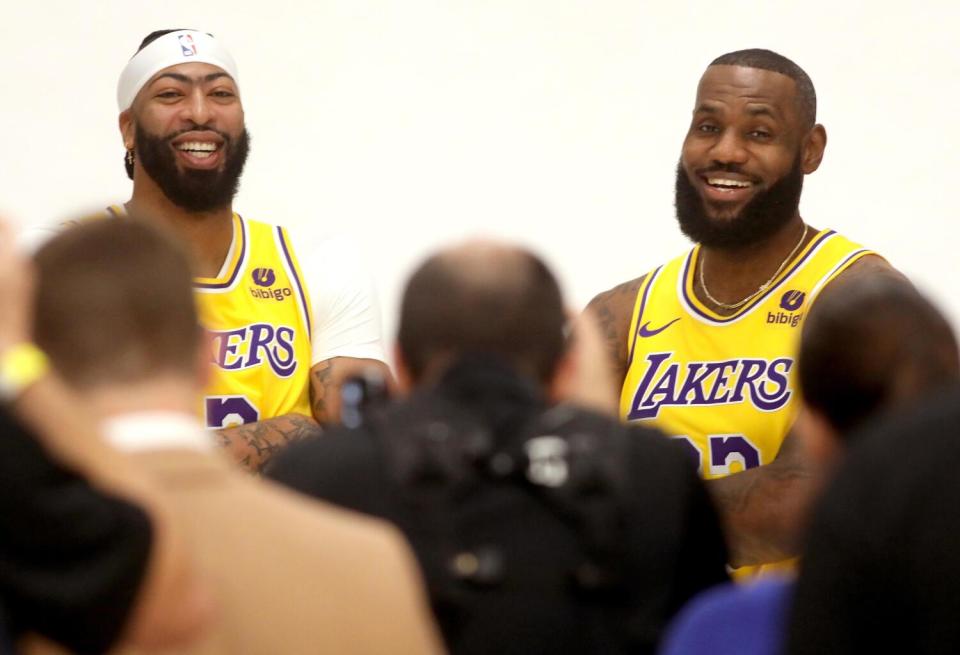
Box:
(659, 275), (960, 655)
(269, 240), (729, 655)
(28, 219), (443, 655)
(0, 219), (211, 654)
(786, 277), (960, 655)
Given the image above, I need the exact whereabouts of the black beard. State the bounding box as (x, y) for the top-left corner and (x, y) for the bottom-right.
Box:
(135, 124), (250, 213)
(674, 155), (804, 249)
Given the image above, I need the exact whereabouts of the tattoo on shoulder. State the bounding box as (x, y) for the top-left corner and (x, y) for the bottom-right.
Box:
(587, 276), (645, 366)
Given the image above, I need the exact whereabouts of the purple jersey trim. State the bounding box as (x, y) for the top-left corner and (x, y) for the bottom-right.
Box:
(626, 265), (664, 367)
(681, 230), (837, 324)
(194, 215), (247, 290)
(823, 248), (870, 286)
(276, 226), (312, 339)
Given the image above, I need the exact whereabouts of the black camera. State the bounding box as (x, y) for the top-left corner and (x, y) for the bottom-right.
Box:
(340, 369), (390, 429)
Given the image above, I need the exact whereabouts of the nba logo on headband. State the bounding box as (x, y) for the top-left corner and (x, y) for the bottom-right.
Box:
(118, 30), (239, 110)
(178, 33), (198, 57)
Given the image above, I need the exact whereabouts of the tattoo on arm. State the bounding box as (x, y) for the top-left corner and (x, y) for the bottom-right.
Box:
(592, 297), (623, 364)
(310, 357), (394, 425)
(216, 413), (321, 473)
(585, 276), (644, 388)
(705, 433), (816, 566)
(310, 359), (336, 424)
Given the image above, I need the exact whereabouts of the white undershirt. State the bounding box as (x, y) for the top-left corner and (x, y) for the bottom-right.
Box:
(188, 217), (387, 366)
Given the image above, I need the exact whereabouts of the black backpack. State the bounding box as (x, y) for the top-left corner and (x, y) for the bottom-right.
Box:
(362, 396), (662, 654)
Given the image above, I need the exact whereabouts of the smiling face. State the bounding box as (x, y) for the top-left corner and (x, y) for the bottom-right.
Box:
(675, 64), (825, 248)
(120, 62), (250, 212)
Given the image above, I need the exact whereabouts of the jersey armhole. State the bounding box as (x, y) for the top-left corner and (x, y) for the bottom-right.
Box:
(626, 268), (661, 367)
(274, 226), (314, 341)
(808, 249), (878, 302)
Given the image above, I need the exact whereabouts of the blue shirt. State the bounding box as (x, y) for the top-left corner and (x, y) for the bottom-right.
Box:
(659, 578), (793, 655)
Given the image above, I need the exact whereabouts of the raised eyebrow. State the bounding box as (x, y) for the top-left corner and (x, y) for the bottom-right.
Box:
(203, 72), (236, 85)
(692, 104), (720, 116)
(149, 72), (236, 86)
(151, 72), (192, 85)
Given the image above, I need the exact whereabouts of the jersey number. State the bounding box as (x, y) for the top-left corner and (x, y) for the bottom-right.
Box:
(205, 395), (260, 428)
(672, 434), (761, 476)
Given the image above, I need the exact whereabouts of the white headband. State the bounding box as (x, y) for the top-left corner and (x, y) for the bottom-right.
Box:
(117, 30), (239, 111)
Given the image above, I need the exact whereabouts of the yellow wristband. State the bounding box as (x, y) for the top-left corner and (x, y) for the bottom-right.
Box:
(0, 343), (49, 401)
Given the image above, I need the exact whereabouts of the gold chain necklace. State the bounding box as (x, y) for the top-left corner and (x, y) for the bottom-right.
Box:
(698, 224), (809, 311)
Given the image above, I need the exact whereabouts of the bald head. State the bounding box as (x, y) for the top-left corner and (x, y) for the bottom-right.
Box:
(398, 240), (567, 384)
(800, 274), (960, 436)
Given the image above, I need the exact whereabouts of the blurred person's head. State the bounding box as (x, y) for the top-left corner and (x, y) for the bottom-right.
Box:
(33, 218), (204, 406)
(797, 274), (960, 465)
(396, 240), (578, 399)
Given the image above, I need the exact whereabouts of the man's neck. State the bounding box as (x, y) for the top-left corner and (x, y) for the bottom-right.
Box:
(696, 216), (813, 313)
(86, 374), (200, 423)
(127, 177), (235, 278)
(91, 377), (213, 454)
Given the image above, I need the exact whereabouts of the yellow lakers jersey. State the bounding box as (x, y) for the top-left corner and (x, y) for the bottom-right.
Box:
(106, 206), (314, 428)
(620, 229), (875, 479)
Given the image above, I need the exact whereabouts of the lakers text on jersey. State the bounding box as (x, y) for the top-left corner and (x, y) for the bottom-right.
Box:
(195, 214), (314, 428)
(619, 229), (875, 480)
(105, 206), (315, 428)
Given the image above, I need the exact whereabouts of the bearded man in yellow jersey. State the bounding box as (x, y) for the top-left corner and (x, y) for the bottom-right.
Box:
(113, 29), (390, 472)
(587, 49), (903, 568)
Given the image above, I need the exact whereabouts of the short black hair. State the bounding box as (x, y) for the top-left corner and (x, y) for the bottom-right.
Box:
(134, 28), (208, 54)
(710, 48), (817, 128)
(799, 274), (960, 436)
(398, 243), (567, 383)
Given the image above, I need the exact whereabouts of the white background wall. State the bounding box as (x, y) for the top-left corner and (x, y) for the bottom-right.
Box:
(3, 1), (958, 343)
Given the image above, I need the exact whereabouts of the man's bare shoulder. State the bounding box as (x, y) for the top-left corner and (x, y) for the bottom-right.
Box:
(837, 253), (904, 280)
(820, 253), (908, 300)
(587, 276), (647, 313)
(586, 275), (646, 332)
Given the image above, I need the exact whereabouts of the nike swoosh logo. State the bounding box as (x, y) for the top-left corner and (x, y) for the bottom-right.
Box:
(637, 317), (680, 338)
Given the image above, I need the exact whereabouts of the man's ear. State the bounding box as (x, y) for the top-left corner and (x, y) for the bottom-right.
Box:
(548, 311), (618, 416)
(801, 124), (827, 174)
(546, 347), (577, 405)
(392, 344), (414, 396)
(119, 110), (135, 150)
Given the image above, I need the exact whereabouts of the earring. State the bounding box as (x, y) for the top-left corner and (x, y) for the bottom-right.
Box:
(125, 149), (135, 167)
